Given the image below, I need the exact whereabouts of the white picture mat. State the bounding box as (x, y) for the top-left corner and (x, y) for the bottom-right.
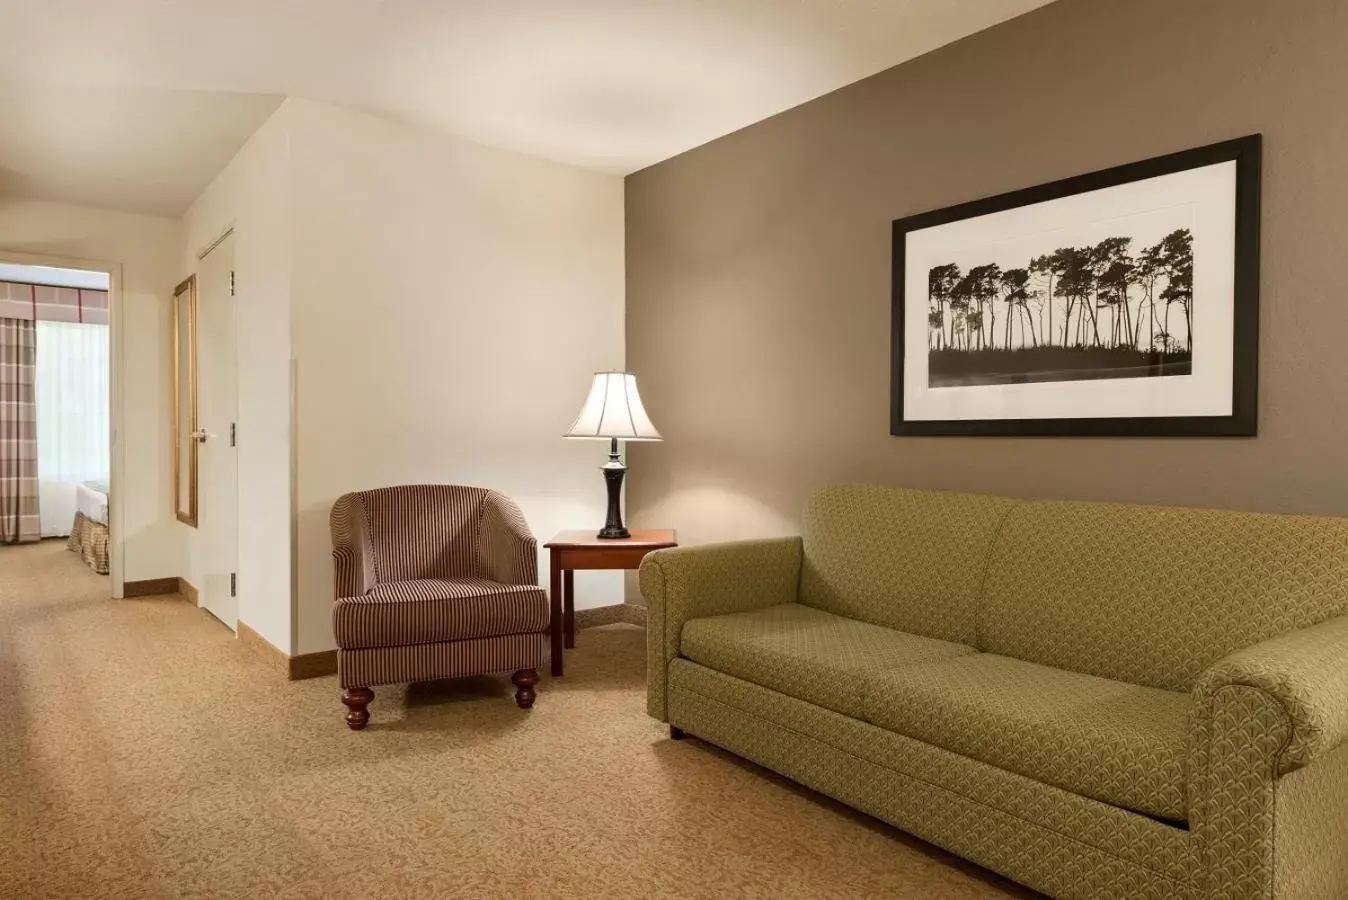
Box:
(903, 161), (1237, 422)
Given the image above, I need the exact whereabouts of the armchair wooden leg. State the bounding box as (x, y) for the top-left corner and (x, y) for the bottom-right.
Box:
(670, 725), (685, 740)
(341, 687), (374, 730)
(512, 669), (539, 709)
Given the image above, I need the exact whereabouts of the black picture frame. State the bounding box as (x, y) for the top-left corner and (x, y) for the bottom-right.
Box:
(891, 134), (1261, 437)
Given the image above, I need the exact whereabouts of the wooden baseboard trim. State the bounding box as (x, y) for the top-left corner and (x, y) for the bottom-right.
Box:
(237, 621), (338, 680)
(575, 603), (647, 629)
(288, 650), (337, 680)
(237, 621), (287, 676)
(179, 578), (199, 606)
(123, 577), (181, 598)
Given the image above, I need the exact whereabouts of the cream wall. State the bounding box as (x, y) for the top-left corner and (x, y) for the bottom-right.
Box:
(0, 198), (183, 582)
(286, 99), (626, 655)
(181, 104), (294, 653)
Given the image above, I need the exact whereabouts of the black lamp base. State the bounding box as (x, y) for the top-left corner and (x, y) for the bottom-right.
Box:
(598, 438), (630, 540)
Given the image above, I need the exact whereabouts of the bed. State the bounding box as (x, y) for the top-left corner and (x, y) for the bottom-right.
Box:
(67, 479), (110, 574)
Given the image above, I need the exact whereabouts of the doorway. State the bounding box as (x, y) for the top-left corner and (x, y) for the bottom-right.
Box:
(195, 233), (239, 630)
(0, 255), (118, 590)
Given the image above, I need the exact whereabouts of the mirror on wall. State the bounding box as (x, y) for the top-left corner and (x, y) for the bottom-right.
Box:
(173, 275), (199, 527)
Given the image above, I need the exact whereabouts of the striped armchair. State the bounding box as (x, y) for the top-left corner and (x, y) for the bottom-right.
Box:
(330, 485), (548, 730)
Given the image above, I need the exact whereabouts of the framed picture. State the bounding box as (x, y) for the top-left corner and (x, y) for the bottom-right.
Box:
(891, 135), (1260, 437)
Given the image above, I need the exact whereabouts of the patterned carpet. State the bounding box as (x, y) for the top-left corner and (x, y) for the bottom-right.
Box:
(1, 540), (1039, 899)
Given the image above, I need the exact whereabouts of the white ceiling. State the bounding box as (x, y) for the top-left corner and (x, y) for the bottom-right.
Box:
(0, 0), (1056, 218)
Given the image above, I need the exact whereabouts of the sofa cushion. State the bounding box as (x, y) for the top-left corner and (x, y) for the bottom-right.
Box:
(865, 654), (1190, 822)
(680, 603), (976, 720)
(978, 500), (1348, 691)
(334, 578), (548, 649)
(800, 485), (1015, 645)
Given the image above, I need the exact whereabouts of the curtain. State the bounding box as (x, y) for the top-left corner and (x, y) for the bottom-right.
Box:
(35, 321), (109, 537)
(0, 281), (108, 324)
(0, 317), (40, 544)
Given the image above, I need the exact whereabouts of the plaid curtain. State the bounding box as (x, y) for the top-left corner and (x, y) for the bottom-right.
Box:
(1, 317), (40, 544)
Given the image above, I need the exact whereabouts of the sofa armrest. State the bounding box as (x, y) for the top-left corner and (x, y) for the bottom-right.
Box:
(1193, 614), (1348, 776)
(640, 537), (803, 720)
(478, 492), (538, 586)
(330, 493), (376, 598)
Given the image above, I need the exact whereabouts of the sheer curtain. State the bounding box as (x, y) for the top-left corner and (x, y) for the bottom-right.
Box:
(35, 321), (109, 537)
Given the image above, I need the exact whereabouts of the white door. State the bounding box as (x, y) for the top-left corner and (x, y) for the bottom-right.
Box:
(196, 234), (239, 630)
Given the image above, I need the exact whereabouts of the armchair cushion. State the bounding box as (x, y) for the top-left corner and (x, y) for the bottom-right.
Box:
(334, 578), (548, 649)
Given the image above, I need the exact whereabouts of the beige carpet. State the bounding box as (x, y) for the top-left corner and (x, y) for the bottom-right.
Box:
(1, 540), (1039, 899)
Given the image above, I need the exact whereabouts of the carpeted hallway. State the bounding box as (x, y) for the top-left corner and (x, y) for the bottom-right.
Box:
(1, 540), (1038, 899)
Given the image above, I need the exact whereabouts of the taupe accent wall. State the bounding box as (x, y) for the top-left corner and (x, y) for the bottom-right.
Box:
(625, 0), (1348, 548)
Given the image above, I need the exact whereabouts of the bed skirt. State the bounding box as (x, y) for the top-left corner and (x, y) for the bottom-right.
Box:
(67, 511), (110, 575)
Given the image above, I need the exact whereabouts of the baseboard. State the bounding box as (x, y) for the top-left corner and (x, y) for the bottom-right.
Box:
(123, 577), (199, 608)
(575, 603), (647, 629)
(237, 621), (338, 680)
(237, 621), (287, 677)
(123, 577), (181, 598)
(288, 650), (337, 680)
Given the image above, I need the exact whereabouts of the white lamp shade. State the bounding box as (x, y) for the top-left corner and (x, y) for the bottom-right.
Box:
(564, 372), (662, 441)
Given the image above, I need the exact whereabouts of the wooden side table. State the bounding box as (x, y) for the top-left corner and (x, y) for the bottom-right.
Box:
(544, 529), (677, 676)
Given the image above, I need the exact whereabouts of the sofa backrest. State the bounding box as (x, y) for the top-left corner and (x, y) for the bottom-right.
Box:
(978, 500), (1348, 691)
(800, 485), (1015, 645)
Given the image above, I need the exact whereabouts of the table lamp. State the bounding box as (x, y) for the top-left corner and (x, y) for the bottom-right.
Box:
(564, 371), (662, 539)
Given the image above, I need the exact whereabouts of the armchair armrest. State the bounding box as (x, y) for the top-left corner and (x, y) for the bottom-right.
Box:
(640, 537), (803, 720)
(330, 493), (376, 598)
(1193, 614), (1348, 776)
(478, 492), (538, 586)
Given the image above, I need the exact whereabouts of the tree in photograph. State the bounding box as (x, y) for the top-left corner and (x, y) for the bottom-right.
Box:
(967, 263), (1002, 352)
(1055, 247), (1100, 347)
(1029, 250), (1067, 348)
(949, 272), (977, 350)
(1098, 259), (1137, 347)
(964, 309), (984, 350)
(1000, 268), (1035, 348)
(1090, 237), (1134, 348)
(1159, 229), (1194, 351)
(1098, 260), (1133, 347)
(927, 310), (944, 350)
(1133, 242), (1166, 352)
(1154, 330), (1180, 354)
(928, 263), (961, 350)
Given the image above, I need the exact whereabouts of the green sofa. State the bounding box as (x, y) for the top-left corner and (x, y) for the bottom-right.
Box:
(640, 485), (1348, 900)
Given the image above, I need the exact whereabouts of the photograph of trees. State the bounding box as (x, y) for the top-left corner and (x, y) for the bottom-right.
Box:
(926, 228), (1193, 388)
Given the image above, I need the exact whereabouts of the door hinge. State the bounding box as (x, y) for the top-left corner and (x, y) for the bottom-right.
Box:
(230, 573), (237, 597)
(229, 422), (236, 447)
(229, 270), (236, 296)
